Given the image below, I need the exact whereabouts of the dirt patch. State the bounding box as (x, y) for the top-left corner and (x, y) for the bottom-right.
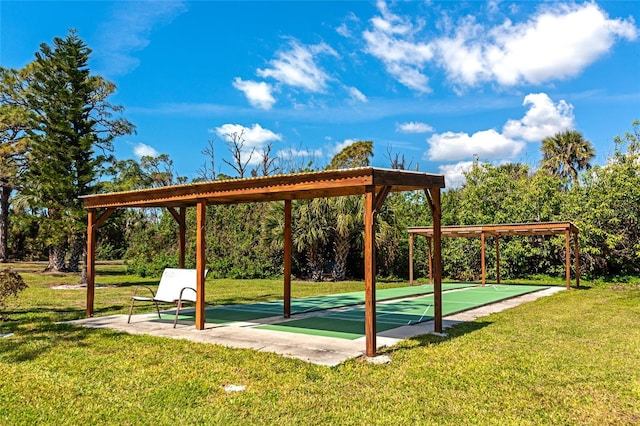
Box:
(50, 284), (111, 290)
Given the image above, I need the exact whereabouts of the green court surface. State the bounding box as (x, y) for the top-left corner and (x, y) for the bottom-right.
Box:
(161, 282), (474, 324)
(258, 284), (550, 339)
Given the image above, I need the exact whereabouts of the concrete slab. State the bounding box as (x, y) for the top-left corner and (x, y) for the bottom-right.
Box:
(67, 286), (564, 366)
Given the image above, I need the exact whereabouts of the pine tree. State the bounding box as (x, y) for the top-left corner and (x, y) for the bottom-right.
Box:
(23, 30), (134, 278)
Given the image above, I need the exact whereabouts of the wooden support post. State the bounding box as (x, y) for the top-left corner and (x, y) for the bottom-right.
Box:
(495, 236), (500, 284)
(574, 232), (580, 288)
(427, 237), (433, 284)
(565, 230), (571, 290)
(284, 200), (292, 318)
(195, 200), (207, 329)
(409, 233), (414, 285)
(364, 186), (377, 357)
(86, 209), (96, 317)
(178, 207), (186, 268)
(429, 188), (443, 333)
(86, 208), (114, 317)
(481, 232), (486, 286)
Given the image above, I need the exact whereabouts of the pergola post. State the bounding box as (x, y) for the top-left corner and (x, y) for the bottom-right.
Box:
(481, 232), (486, 286)
(427, 188), (442, 333)
(364, 186), (377, 357)
(408, 233), (414, 285)
(284, 199), (292, 318)
(574, 231), (580, 288)
(86, 209), (96, 317)
(495, 236), (500, 284)
(86, 208), (114, 317)
(565, 230), (571, 290)
(195, 200), (207, 330)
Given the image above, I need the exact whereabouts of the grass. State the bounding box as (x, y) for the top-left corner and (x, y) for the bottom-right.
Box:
(1, 262), (639, 425)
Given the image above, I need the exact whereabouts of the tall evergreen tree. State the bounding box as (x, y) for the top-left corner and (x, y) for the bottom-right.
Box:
(23, 30), (134, 277)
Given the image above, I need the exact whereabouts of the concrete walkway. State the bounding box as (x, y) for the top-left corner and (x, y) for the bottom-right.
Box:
(68, 286), (564, 367)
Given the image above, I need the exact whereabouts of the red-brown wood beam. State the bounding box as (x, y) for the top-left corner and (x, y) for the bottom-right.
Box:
(574, 232), (580, 288)
(481, 232), (486, 286)
(86, 209), (96, 317)
(427, 236), (433, 285)
(167, 207), (187, 268)
(409, 233), (414, 285)
(284, 200), (292, 318)
(374, 185), (392, 213)
(565, 230), (571, 290)
(195, 200), (207, 329)
(94, 208), (115, 228)
(428, 187), (442, 333)
(364, 186), (377, 357)
(496, 236), (500, 284)
(86, 208), (115, 317)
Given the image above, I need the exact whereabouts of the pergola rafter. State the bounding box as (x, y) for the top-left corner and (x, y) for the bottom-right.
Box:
(408, 222), (580, 289)
(82, 167), (445, 357)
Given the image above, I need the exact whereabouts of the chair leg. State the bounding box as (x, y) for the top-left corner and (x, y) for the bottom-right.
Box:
(154, 301), (161, 319)
(173, 302), (181, 328)
(127, 298), (136, 323)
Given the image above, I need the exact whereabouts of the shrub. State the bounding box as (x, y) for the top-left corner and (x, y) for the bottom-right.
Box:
(0, 269), (28, 320)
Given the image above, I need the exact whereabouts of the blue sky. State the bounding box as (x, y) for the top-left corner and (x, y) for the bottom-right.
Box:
(2, 1), (639, 187)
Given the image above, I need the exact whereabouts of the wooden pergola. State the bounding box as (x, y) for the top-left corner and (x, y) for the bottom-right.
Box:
(82, 167), (445, 357)
(408, 222), (580, 290)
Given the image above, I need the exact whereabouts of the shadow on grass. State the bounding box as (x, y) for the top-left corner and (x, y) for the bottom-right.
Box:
(380, 320), (494, 357)
(0, 323), (127, 364)
(0, 302), (132, 363)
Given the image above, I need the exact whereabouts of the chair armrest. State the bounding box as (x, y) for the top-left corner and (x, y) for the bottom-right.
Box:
(177, 286), (197, 304)
(131, 285), (157, 300)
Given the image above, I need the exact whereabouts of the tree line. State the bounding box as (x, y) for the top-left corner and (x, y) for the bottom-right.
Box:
(2, 31), (639, 282)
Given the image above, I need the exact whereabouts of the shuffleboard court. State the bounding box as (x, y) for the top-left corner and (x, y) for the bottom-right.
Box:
(160, 282), (475, 324)
(258, 284), (550, 339)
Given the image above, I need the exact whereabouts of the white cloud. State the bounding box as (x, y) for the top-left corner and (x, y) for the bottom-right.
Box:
(232, 78), (276, 110)
(348, 86), (367, 103)
(427, 129), (525, 162)
(364, 2), (637, 92)
(214, 123), (282, 165)
(502, 93), (575, 142)
(426, 92), (574, 161)
(363, 1), (434, 92)
(397, 121), (434, 134)
(96, 1), (188, 76)
(133, 143), (159, 158)
(434, 2), (638, 87)
(257, 40), (338, 92)
(439, 161), (474, 189)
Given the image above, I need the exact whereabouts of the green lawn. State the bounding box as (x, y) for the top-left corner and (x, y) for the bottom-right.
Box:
(1, 262), (639, 425)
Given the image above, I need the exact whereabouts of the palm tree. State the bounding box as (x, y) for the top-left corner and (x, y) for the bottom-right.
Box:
(294, 198), (332, 281)
(540, 130), (595, 185)
(330, 195), (363, 280)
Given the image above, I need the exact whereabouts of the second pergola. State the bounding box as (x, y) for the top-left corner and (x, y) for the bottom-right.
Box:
(408, 222), (580, 289)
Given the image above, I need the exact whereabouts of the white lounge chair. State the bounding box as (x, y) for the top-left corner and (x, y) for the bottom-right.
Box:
(127, 268), (208, 328)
